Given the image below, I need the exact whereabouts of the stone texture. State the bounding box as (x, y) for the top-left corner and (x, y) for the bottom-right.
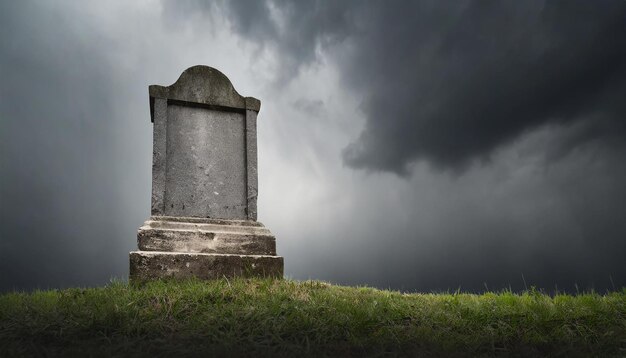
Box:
(245, 110), (258, 221)
(164, 105), (246, 219)
(149, 65), (260, 119)
(150, 98), (168, 216)
(149, 65), (258, 221)
(130, 251), (283, 281)
(137, 217), (276, 255)
(148, 215), (263, 226)
(130, 65), (283, 282)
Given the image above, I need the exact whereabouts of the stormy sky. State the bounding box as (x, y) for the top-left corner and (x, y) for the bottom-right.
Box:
(1, 0), (625, 293)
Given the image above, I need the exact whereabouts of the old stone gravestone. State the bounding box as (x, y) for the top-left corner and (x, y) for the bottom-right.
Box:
(129, 65), (284, 280)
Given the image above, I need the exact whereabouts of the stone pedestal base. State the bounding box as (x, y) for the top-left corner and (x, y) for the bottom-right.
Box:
(129, 216), (283, 281)
(129, 251), (283, 280)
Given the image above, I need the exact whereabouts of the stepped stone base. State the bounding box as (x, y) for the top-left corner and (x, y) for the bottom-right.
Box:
(129, 216), (283, 281)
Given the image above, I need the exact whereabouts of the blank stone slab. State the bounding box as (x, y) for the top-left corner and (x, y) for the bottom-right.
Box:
(164, 105), (247, 219)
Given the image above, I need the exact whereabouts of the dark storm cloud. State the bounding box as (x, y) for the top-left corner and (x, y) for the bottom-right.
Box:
(214, 0), (626, 175)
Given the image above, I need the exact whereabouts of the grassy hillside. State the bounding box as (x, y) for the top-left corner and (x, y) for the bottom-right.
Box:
(1, 278), (624, 357)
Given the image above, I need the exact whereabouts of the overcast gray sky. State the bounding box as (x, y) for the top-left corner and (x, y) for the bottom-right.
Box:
(1, 0), (625, 293)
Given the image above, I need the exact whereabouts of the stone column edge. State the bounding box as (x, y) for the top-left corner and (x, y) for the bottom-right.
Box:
(245, 109), (258, 221)
(151, 97), (168, 215)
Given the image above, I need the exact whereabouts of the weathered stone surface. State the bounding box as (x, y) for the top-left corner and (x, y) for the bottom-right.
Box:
(129, 251), (283, 281)
(147, 215), (264, 226)
(164, 105), (247, 219)
(245, 110), (258, 221)
(131, 65), (283, 282)
(149, 65), (258, 220)
(150, 98), (168, 216)
(137, 218), (276, 255)
(149, 65), (260, 119)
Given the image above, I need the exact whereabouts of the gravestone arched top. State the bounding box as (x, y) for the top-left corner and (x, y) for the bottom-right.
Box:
(149, 65), (260, 122)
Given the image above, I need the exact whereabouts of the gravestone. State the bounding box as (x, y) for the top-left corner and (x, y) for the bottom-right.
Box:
(129, 65), (284, 281)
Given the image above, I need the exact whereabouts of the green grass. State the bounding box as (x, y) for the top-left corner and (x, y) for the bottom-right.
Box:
(1, 279), (624, 357)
